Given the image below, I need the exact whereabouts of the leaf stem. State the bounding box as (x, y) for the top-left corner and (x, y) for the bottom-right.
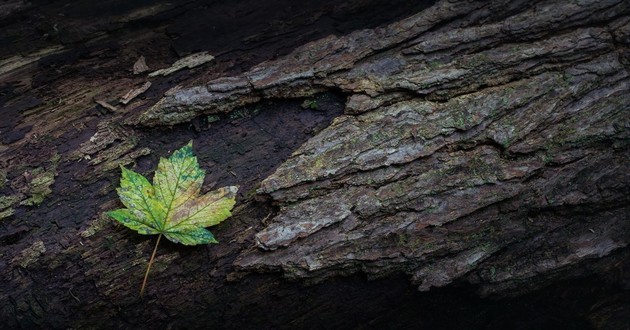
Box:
(140, 234), (162, 297)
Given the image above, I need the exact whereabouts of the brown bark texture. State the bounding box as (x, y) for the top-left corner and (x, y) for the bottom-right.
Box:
(1, 0), (629, 329)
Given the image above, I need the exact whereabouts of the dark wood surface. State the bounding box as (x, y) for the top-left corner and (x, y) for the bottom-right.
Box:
(1, 0), (629, 328)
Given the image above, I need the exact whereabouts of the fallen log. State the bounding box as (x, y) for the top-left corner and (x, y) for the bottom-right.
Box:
(1, 0), (628, 328)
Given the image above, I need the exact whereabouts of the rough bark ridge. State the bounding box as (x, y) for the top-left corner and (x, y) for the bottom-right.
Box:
(1, 0), (629, 328)
(145, 0), (630, 295)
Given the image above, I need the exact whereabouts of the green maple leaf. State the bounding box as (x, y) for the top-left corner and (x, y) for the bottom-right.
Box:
(107, 141), (237, 296)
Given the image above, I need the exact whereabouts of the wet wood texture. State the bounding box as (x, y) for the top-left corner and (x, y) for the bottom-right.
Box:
(1, 0), (629, 328)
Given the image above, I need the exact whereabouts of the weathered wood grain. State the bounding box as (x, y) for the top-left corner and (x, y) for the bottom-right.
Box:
(1, 0), (628, 328)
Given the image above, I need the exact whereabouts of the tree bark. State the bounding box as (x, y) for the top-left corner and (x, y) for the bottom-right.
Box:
(1, 0), (629, 329)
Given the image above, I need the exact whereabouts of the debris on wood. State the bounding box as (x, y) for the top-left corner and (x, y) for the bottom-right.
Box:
(94, 99), (119, 112)
(120, 81), (151, 104)
(148, 51), (215, 77)
(133, 56), (149, 74)
(11, 240), (46, 268)
(18, 162), (59, 207)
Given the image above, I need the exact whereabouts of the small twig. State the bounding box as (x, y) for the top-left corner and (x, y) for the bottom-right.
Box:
(261, 212), (272, 225)
(68, 287), (81, 303)
(228, 226), (253, 244)
(140, 234), (162, 297)
(95, 99), (119, 112)
(120, 81), (152, 105)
